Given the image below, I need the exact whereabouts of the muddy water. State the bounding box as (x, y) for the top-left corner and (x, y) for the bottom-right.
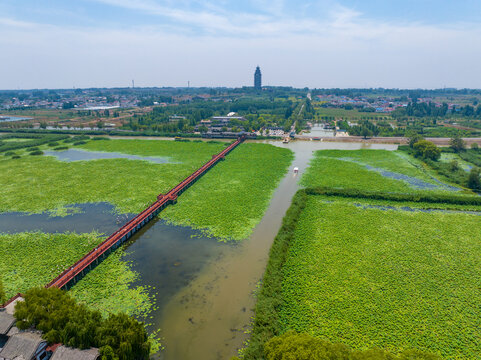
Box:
(157, 140), (398, 360)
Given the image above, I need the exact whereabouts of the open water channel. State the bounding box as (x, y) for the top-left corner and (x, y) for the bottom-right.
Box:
(0, 140), (397, 359)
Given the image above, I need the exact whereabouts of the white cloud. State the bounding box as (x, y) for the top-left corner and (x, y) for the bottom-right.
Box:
(0, 17), (37, 28)
(1, 4), (481, 89)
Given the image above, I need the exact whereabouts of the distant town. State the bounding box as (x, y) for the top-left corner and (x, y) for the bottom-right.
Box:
(1, 67), (481, 140)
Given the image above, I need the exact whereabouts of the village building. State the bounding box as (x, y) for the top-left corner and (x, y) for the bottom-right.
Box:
(211, 116), (247, 125)
(49, 345), (99, 360)
(0, 331), (47, 360)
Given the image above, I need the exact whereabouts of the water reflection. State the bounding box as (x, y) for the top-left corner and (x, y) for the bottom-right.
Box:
(44, 149), (176, 164)
(0, 203), (134, 234)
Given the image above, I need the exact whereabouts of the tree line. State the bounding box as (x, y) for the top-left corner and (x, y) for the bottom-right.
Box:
(14, 287), (151, 360)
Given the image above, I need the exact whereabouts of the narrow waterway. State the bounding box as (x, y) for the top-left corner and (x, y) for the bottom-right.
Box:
(156, 140), (398, 360)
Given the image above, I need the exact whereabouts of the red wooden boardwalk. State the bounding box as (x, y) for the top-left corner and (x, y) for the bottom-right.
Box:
(2, 136), (244, 307)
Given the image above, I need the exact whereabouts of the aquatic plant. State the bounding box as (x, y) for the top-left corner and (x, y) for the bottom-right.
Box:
(161, 143), (293, 241)
(0, 139), (225, 214)
(278, 197), (481, 358)
(0, 231), (104, 299)
(70, 248), (155, 319)
(301, 149), (460, 193)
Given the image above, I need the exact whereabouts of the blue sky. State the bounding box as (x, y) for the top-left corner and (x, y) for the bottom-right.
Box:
(1, 0), (481, 89)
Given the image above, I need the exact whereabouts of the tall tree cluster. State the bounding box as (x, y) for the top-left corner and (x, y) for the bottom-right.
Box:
(14, 287), (150, 360)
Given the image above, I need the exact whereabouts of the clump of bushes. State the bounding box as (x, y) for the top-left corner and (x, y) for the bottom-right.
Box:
(468, 167), (481, 191)
(15, 287), (151, 359)
(306, 187), (481, 206)
(4, 151), (16, 156)
(53, 146), (69, 151)
(0, 132), (69, 153)
(65, 135), (90, 142)
(47, 142), (59, 147)
(413, 140), (440, 161)
(73, 141), (87, 145)
(263, 331), (441, 360)
(26, 147), (40, 152)
(29, 150), (44, 156)
(12, 155), (21, 159)
(92, 137), (110, 141)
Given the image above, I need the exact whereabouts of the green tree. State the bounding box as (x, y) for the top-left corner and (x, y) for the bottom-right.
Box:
(450, 135), (466, 152)
(14, 287), (150, 359)
(361, 126), (373, 139)
(413, 140), (441, 161)
(264, 331), (441, 360)
(468, 167), (481, 190)
(448, 159), (460, 172)
(408, 133), (424, 148)
(471, 142), (479, 151)
(96, 313), (150, 360)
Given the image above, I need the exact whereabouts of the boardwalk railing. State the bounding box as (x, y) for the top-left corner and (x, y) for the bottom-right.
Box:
(2, 137), (244, 305)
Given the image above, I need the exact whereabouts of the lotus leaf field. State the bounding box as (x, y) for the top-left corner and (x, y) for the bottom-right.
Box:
(246, 148), (481, 359)
(69, 248), (155, 319)
(278, 196), (481, 358)
(160, 142), (294, 240)
(0, 231), (104, 299)
(0, 139), (225, 214)
(301, 150), (465, 194)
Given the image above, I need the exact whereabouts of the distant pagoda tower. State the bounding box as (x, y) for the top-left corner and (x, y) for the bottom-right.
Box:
(254, 66), (262, 90)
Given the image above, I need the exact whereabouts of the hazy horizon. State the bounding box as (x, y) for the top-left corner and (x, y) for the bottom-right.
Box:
(2, 0), (481, 90)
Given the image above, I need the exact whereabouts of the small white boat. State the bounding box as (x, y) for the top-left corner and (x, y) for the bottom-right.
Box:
(293, 167), (299, 174)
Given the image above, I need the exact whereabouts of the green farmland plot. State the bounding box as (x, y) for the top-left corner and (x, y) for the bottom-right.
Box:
(279, 196), (481, 358)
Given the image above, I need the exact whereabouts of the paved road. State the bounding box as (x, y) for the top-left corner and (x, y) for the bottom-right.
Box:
(294, 135), (481, 145)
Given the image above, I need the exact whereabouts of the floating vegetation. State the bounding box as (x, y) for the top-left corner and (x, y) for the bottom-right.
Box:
(302, 150), (460, 193)
(279, 196), (481, 358)
(0, 139), (225, 214)
(69, 248), (156, 320)
(0, 231), (104, 299)
(161, 143), (293, 241)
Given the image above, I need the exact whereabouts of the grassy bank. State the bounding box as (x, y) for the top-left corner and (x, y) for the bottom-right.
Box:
(161, 143), (294, 241)
(243, 190), (308, 359)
